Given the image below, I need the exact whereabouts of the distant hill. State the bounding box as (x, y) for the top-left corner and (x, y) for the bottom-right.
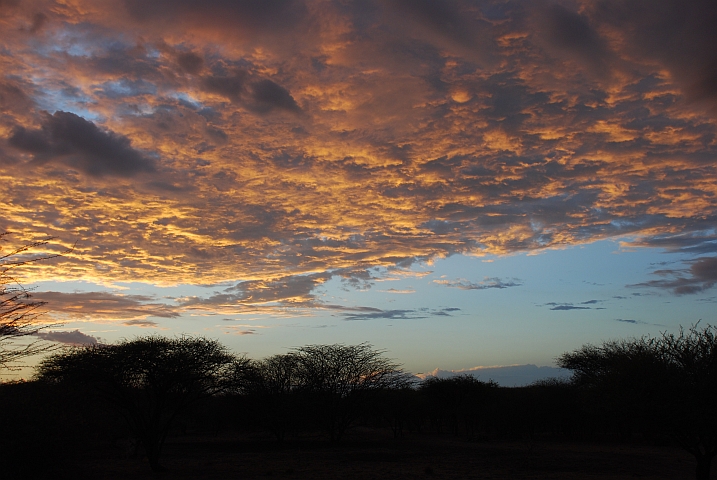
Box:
(417, 364), (571, 387)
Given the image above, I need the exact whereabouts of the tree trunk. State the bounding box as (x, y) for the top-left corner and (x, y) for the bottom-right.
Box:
(145, 434), (166, 473)
(695, 453), (711, 480)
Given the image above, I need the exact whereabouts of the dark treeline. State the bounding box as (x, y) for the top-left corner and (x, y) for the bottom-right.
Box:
(2, 326), (716, 479)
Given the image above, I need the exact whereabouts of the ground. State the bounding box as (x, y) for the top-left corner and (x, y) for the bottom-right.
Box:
(68, 430), (702, 480)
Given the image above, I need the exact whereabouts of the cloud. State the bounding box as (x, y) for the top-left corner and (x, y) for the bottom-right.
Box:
(342, 306), (458, 321)
(176, 51), (204, 74)
(551, 305), (590, 311)
(202, 72), (300, 114)
(202, 71), (249, 103)
(122, 0), (307, 34)
(2, 0), (717, 305)
(589, 0), (717, 104)
(434, 277), (522, 290)
(0, 81), (34, 114)
(632, 256), (717, 294)
(35, 329), (99, 345)
(181, 272), (332, 308)
(122, 319), (159, 327)
(8, 111), (155, 177)
(343, 309), (422, 321)
(33, 291), (179, 321)
(544, 302), (592, 311)
(379, 288), (415, 294)
(537, 4), (614, 77)
(248, 79), (301, 113)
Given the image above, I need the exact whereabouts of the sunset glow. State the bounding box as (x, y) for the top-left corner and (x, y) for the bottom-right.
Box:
(2, 0), (716, 383)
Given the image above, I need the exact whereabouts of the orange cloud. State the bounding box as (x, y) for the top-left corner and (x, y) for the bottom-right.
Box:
(0, 0), (715, 307)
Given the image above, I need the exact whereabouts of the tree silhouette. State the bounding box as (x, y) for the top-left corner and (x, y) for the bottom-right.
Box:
(419, 375), (497, 438)
(558, 325), (717, 480)
(247, 353), (302, 442)
(291, 343), (413, 442)
(36, 335), (252, 472)
(0, 233), (66, 371)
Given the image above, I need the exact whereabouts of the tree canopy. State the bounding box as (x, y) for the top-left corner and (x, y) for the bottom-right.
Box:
(36, 335), (251, 471)
(558, 324), (717, 480)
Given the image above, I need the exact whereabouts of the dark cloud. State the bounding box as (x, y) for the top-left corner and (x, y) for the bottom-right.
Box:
(591, 0), (717, 105)
(176, 51), (204, 74)
(85, 44), (162, 79)
(0, 0), (20, 10)
(35, 329), (99, 345)
(248, 79), (301, 113)
(383, 0), (496, 65)
(0, 81), (34, 113)
(8, 111), (156, 177)
(625, 230), (717, 255)
(123, 0), (307, 34)
(202, 73), (300, 114)
(633, 256), (717, 294)
(544, 302), (592, 311)
(29, 12), (48, 33)
(539, 4), (613, 75)
(202, 71), (249, 102)
(551, 305), (590, 311)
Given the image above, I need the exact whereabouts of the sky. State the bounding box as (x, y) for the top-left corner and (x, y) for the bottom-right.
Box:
(1, 0), (716, 384)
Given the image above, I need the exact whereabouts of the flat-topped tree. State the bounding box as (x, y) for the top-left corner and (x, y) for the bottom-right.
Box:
(36, 335), (253, 472)
(558, 324), (717, 480)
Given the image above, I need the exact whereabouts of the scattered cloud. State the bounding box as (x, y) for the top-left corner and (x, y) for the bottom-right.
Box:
(631, 256), (717, 294)
(35, 329), (99, 345)
(434, 277), (522, 290)
(122, 319), (159, 327)
(33, 291), (179, 322)
(549, 304), (591, 311)
(342, 306), (458, 321)
(540, 299), (607, 311)
(379, 288), (416, 294)
(2, 0), (717, 320)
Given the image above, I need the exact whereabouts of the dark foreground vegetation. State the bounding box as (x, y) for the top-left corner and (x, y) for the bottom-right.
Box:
(1, 326), (716, 479)
(2, 218), (713, 479)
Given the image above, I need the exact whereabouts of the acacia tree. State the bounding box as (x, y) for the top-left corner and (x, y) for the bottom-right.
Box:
(0, 233), (65, 371)
(292, 343), (413, 442)
(36, 335), (252, 472)
(558, 325), (717, 480)
(247, 353), (302, 442)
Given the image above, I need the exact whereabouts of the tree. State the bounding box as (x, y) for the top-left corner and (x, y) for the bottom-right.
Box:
(558, 325), (717, 480)
(418, 375), (497, 438)
(1, 233), (66, 371)
(36, 335), (252, 472)
(291, 343), (413, 442)
(246, 353), (302, 442)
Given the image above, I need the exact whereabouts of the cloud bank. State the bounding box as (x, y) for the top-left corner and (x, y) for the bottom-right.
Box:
(1, 0), (716, 315)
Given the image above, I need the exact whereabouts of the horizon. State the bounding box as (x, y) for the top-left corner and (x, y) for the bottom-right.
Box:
(1, 0), (716, 382)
